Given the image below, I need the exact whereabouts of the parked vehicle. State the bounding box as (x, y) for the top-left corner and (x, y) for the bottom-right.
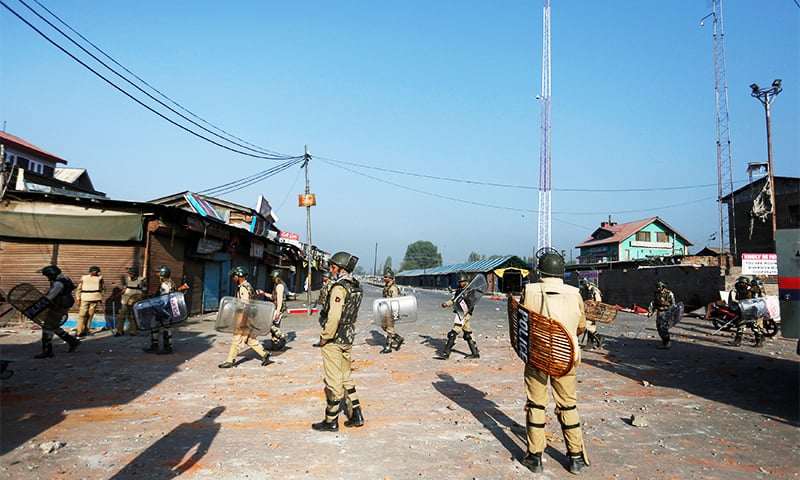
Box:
(707, 302), (778, 337)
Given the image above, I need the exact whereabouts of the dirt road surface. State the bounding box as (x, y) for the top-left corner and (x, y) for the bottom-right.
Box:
(1, 283), (798, 479)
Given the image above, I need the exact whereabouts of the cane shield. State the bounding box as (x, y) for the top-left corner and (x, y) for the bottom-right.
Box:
(7, 283), (68, 329)
(214, 296), (275, 336)
(372, 295), (417, 325)
(453, 274), (488, 322)
(507, 294), (576, 377)
(133, 292), (188, 330)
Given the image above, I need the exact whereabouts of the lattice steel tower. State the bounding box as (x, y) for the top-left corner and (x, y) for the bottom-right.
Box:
(537, 0), (552, 253)
(702, 0), (736, 256)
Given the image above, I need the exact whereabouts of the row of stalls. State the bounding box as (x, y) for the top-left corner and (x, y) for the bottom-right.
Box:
(0, 189), (328, 321)
(394, 256), (531, 294)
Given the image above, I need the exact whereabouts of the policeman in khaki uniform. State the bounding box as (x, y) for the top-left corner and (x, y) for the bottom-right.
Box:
(75, 266), (104, 337)
(312, 251), (365, 432)
(267, 270), (288, 351)
(520, 249), (589, 475)
(116, 267), (146, 337)
(379, 267), (405, 354)
(218, 266), (272, 368)
(316, 270), (333, 311)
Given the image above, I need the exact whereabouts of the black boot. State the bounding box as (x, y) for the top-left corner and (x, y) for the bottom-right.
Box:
(520, 452), (543, 473)
(381, 335), (393, 354)
(34, 341), (54, 359)
(464, 332), (480, 359)
(261, 353), (273, 366)
(729, 333), (742, 347)
(311, 418), (339, 432)
(392, 334), (405, 350)
(568, 452), (589, 474)
(159, 331), (173, 355)
(753, 332), (764, 348)
(436, 331), (457, 360)
(56, 330), (80, 353)
(344, 406), (364, 427)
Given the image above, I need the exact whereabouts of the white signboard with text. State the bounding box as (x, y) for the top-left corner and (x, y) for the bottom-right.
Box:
(741, 253), (778, 275)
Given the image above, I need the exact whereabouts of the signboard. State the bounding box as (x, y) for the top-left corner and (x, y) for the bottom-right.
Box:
(742, 253), (778, 275)
(298, 194), (316, 207)
(256, 195), (272, 218)
(279, 231), (300, 241)
(197, 237), (223, 254)
(184, 193), (226, 223)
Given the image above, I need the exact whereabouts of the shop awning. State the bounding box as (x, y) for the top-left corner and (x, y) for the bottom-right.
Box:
(0, 201), (143, 241)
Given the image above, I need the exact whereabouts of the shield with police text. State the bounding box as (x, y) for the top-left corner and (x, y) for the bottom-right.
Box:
(133, 292), (188, 330)
(215, 296), (275, 336)
(507, 294), (576, 377)
(7, 283), (68, 329)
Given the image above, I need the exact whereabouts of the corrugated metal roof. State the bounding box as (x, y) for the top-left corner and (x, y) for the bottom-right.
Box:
(396, 255), (530, 277)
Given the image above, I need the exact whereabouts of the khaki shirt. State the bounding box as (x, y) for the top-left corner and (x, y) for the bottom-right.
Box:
(122, 276), (146, 304)
(521, 277), (586, 364)
(320, 283), (347, 342)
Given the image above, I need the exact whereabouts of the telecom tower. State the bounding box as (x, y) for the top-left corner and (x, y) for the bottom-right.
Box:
(536, 0), (552, 254)
(703, 0), (736, 256)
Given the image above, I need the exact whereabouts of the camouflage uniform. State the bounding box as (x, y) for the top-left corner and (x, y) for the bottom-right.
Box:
(649, 284), (675, 348)
(36, 271), (81, 358)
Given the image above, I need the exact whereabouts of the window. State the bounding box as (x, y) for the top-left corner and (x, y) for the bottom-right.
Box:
(636, 231), (650, 242)
(656, 232), (670, 242)
(27, 159), (44, 174)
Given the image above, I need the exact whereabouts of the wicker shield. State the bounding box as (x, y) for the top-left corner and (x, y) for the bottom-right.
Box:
(507, 294), (576, 377)
(584, 300), (618, 324)
(7, 283), (68, 329)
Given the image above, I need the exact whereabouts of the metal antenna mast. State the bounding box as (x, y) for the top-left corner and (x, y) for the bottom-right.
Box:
(702, 0), (736, 257)
(536, 0), (552, 253)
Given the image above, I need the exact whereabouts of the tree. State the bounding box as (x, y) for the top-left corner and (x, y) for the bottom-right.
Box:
(353, 265), (366, 276)
(400, 241), (443, 271)
(383, 256), (393, 274)
(468, 252), (485, 262)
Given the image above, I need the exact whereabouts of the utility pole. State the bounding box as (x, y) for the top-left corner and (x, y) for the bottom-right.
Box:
(300, 146), (315, 314)
(374, 242), (378, 276)
(536, 0), (552, 255)
(750, 80), (783, 247)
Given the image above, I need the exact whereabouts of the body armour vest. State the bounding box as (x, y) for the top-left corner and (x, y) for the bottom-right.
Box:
(122, 277), (146, 302)
(237, 280), (256, 301)
(333, 277), (363, 345)
(653, 289), (672, 311)
(80, 275), (103, 301)
(273, 282), (287, 314)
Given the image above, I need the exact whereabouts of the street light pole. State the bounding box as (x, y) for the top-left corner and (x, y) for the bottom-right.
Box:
(749, 79), (782, 246)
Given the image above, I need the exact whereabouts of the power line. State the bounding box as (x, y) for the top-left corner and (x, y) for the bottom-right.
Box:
(199, 157), (304, 196)
(3, 0), (295, 160)
(317, 156), (744, 193)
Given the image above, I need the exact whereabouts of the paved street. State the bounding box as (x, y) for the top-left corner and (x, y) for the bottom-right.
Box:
(1, 283), (798, 479)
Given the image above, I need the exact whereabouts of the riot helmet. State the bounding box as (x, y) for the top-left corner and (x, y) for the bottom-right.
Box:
(536, 248), (565, 277)
(127, 267), (139, 276)
(331, 251), (358, 272)
(156, 265), (171, 278)
(321, 270), (332, 279)
(383, 268), (395, 279)
(655, 280), (666, 288)
(751, 278), (763, 286)
(270, 269), (282, 279)
(456, 271), (469, 283)
(230, 266), (249, 277)
(42, 265), (61, 280)
(89, 266), (101, 273)
(736, 276), (750, 285)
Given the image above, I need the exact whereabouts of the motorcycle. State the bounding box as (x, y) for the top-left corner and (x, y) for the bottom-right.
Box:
(706, 301), (778, 337)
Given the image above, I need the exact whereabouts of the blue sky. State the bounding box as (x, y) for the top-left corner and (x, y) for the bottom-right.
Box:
(1, 1), (798, 270)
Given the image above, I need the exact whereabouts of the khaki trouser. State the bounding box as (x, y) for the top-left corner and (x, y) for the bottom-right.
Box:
(524, 363), (584, 455)
(117, 303), (137, 335)
(77, 300), (100, 335)
(381, 314), (396, 336)
(226, 332), (268, 363)
(321, 342), (358, 422)
(452, 313), (472, 335)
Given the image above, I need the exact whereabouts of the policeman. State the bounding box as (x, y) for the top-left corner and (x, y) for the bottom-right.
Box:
(144, 265), (176, 354)
(380, 267), (405, 354)
(312, 251), (365, 432)
(268, 270), (289, 351)
(750, 278), (765, 298)
(729, 276), (762, 347)
(648, 280), (676, 349)
(317, 270), (333, 310)
(437, 271), (480, 360)
(75, 266), (104, 337)
(35, 266), (81, 358)
(519, 249), (589, 475)
(578, 278), (602, 350)
(218, 266), (272, 368)
(115, 267), (146, 337)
